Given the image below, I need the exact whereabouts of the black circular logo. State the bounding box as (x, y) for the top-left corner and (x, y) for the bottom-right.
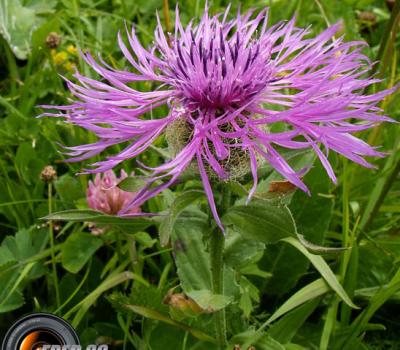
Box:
(2, 313), (80, 350)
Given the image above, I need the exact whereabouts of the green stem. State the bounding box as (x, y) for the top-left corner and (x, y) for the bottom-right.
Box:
(372, 0), (400, 76)
(210, 230), (227, 347)
(359, 156), (400, 233)
(48, 182), (60, 308)
(1, 37), (19, 97)
(162, 0), (171, 46)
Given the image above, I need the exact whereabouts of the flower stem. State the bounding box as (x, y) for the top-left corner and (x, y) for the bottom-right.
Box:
(162, 0), (171, 46)
(373, 0), (400, 77)
(48, 182), (60, 308)
(210, 229), (227, 347)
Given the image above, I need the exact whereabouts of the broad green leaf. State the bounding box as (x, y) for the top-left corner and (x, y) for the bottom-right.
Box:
(108, 284), (168, 317)
(282, 237), (358, 309)
(0, 243), (16, 266)
(224, 228), (265, 269)
(2, 226), (47, 261)
(238, 275), (261, 318)
(0, 288), (24, 313)
(118, 176), (147, 192)
(186, 290), (233, 312)
(0, 262), (35, 311)
(61, 232), (103, 273)
(0, 261), (24, 313)
(171, 211), (239, 302)
(171, 211), (212, 292)
(15, 142), (45, 185)
(54, 174), (84, 207)
(222, 201), (296, 244)
(0, 0), (56, 59)
(0, 226), (48, 313)
(159, 190), (204, 246)
(263, 163), (334, 295)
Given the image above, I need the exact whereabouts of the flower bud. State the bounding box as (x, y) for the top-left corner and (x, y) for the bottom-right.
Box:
(40, 165), (57, 182)
(386, 0), (395, 10)
(357, 11), (377, 25)
(166, 115), (263, 181)
(46, 32), (61, 49)
(163, 291), (203, 320)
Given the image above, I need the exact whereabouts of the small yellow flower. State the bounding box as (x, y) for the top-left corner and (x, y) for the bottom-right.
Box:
(66, 45), (78, 56)
(63, 61), (76, 72)
(53, 51), (68, 66)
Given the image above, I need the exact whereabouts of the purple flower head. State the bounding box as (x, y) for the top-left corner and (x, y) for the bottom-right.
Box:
(87, 170), (141, 215)
(43, 5), (395, 231)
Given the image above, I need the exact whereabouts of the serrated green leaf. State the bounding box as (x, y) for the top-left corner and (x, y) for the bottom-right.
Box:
(0, 245), (16, 266)
(0, 261), (24, 313)
(0, 181), (49, 314)
(0, 289), (24, 313)
(0, 262), (35, 311)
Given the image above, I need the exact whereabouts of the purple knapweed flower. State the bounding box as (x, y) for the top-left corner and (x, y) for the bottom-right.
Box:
(43, 6), (395, 231)
(87, 170), (141, 215)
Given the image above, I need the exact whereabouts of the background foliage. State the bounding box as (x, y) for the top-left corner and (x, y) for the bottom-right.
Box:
(0, 0), (399, 349)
